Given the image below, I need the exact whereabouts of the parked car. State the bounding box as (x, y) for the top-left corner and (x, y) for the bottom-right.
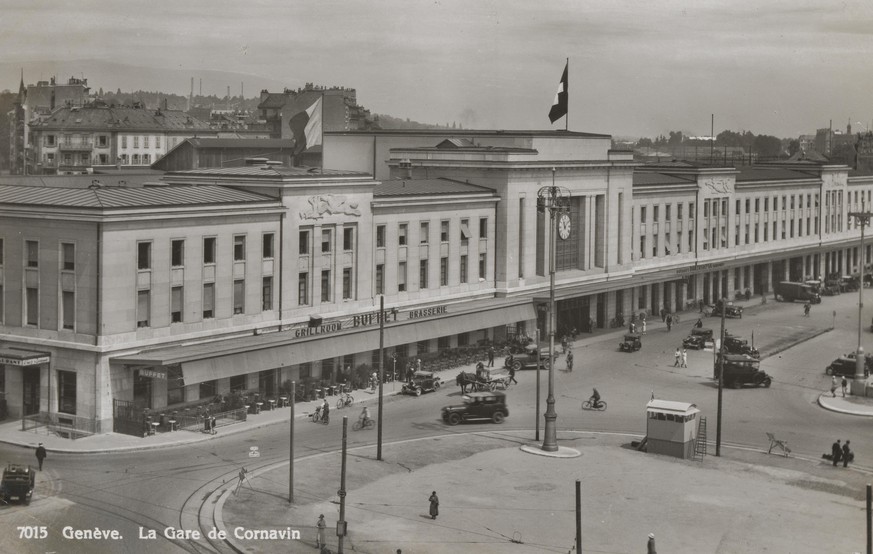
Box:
(0, 464), (35, 505)
(505, 349), (553, 371)
(711, 299), (743, 318)
(683, 327), (714, 350)
(775, 281), (823, 303)
(826, 354), (872, 377)
(716, 354), (772, 388)
(441, 391), (509, 425)
(401, 371), (442, 396)
(619, 333), (642, 352)
(722, 334), (760, 358)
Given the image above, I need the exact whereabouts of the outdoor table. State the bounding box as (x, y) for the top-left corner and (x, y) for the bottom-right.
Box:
(255, 402), (263, 414)
(268, 399), (276, 410)
(150, 421), (160, 435)
(168, 419), (178, 432)
(279, 396), (288, 408)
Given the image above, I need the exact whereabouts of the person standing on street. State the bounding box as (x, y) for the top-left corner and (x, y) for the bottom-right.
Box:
(566, 349), (574, 372)
(316, 514), (326, 549)
(841, 375), (848, 397)
(843, 440), (852, 468)
(641, 317), (647, 335)
(508, 363), (518, 385)
(830, 376), (838, 397)
(666, 314), (673, 331)
(681, 348), (688, 368)
(832, 439), (842, 466)
(674, 348), (681, 367)
(35, 443), (46, 471)
(487, 346), (495, 367)
(803, 302), (811, 317)
(429, 491), (439, 520)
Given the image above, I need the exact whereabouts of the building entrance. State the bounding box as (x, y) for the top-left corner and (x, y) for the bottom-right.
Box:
(22, 370), (39, 416)
(133, 373), (152, 410)
(557, 297), (590, 335)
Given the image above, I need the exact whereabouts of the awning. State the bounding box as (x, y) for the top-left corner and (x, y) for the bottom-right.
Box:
(114, 300), (536, 385)
(0, 348), (51, 366)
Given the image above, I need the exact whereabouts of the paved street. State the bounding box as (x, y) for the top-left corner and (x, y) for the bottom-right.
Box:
(0, 291), (871, 553)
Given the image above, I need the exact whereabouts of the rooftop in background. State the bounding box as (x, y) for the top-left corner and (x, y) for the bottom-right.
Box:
(327, 128), (611, 139)
(34, 105), (212, 132)
(0, 185), (279, 210)
(0, 173), (164, 189)
(374, 178), (495, 197)
(164, 165), (369, 181)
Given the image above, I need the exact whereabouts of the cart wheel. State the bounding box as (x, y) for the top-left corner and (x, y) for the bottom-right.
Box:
(447, 413), (461, 426)
(414, 388), (422, 397)
(492, 412), (505, 424)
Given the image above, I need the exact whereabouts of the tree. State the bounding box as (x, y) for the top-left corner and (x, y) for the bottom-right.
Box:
(753, 135), (783, 159)
(667, 131), (684, 147)
(787, 139), (800, 157)
(636, 137), (653, 148)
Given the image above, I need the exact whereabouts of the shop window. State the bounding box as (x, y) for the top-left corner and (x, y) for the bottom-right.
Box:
(438, 336), (450, 350)
(458, 332), (469, 347)
(230, 374), (246, 393)
(57, 370), (76, 414)
(417, 340), (429, 354)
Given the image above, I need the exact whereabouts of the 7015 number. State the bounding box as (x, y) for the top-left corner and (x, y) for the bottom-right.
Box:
(18, 526), (48, 539)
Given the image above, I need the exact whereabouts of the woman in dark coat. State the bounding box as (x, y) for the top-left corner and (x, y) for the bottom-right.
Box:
(429, 491), (439, 520)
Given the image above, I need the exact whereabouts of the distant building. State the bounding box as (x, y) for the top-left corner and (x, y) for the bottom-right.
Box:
(28, 104), (215, 175)
(151, 137), (296, 171)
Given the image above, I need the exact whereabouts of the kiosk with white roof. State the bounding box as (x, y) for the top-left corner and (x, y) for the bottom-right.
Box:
(645, 399), (700, 459)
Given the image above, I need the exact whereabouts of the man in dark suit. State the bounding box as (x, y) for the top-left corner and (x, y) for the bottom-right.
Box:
(831, 439), (842, 467)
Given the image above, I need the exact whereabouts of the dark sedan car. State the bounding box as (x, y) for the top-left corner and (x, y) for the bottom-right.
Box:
(711, 300), (743, 318)
(826, 355), (871, 377)
(442, 391), (509, 425)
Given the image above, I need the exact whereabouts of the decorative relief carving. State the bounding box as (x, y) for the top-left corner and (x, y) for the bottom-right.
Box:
(702, 178), (733, 194)
(299, 194), (361, 220)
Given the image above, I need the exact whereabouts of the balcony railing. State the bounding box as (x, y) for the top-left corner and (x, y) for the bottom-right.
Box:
(58, 140), (93, 151)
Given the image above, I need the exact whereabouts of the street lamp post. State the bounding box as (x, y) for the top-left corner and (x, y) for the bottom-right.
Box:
(848, 209), (872, 394)
(537, 169), (570, 452)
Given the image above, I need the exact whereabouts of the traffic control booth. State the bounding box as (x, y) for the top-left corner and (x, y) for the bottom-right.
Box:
(645, 400), (700, 459)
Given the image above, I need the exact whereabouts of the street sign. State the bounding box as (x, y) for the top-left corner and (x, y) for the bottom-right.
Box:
(337, 489), (346, 497)
(248, 446), (260, 458)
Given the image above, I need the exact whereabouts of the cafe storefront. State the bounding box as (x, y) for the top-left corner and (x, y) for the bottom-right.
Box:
(0, 348), (52, 420)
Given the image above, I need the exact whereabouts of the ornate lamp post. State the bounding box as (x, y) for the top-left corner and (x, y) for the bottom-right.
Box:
(536, 168), (571, 452)
(848, 209), (873, 393)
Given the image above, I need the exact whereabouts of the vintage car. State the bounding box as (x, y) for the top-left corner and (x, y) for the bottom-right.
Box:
(826, 354), (872, 377)
(619, 333), (642, 352)
(401, 371), (442, 396)
(441, 391), (508, 425)
(505, 349), (553, 371)
(722, 334), (760, 358)
(716, 354), (772, 388)
(711, 300), (743, 318)
(0, 464), (35, 505)
(683, 327), (714, 350)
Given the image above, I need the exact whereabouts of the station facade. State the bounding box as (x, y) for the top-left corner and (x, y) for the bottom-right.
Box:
(0, 129), (871, 434)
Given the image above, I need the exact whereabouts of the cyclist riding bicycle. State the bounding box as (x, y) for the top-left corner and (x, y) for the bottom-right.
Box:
(590, 388), (602, 409)
(360, 406), (371, 426)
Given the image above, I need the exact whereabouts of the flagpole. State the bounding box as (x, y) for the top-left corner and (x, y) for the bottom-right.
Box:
(565, 57), (569, 132)
(320, 91), (325, 174)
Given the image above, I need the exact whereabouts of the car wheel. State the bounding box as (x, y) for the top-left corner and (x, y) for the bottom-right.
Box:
(434, 381), (441, 390)
(492, 412), (505, 424)
(414, 388), (422, 397)
(762, 378), (772, 388)
(826, 366), (833, 375)
(541, 359), (551, 370)
(447, 413), (461, 426)
(512, 360), (523, 371)
(731, 380), (741, 389)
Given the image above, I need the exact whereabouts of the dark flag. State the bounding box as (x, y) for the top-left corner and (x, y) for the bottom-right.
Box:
(548, 62), (568, 124)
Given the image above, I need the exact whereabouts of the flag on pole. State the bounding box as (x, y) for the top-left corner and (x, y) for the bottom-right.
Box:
(304, 96), (323, 149)
(548, 61), (568, 124)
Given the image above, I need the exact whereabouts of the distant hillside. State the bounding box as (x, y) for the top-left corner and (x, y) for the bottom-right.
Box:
(375, 114), (457, 130)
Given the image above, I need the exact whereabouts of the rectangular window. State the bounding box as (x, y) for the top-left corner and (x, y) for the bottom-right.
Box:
(154, 136), (160, 149)
(321, 229), (332, 253)
(440, 257), (448, 286)
(375, 265), (384, 295)
(121, 136), (127, 148)
(133, 136), (139, 148)
(704, 202), (710, 218)
(460, 219), (470, 243)
(755, 198), (760, 212)
(665, 204), (671, 221)
(171, 286), (183, 323)
(736, 199), (741, 215)
(677, 204), (683, 220)
(62, 290), (75, 330)
(640, 206), (647, 223)
(689, 202), (695, 217)
(233, 279), (245, 314)
(62, 242), (75, 270)
(343, 268), (353, 299)
(479, 217), (488, 238)
(298, 273), (309, 305)
(479, 253), (486, 279)
(26, 287), (38, 326)
(419, 260), (428, 289)
(398, 224), (408, 246)
(460, 255), (468, 283)
(420, 222), (429, 244)
(397, 262), (406, 292)
(262, 277), (273, 310)
(321, 270), (332, 302)
(171, 239), (184, 267)
(233, 235), (246, 261)
(440, 220), (449, 242)
(343, 227), (354, 251)
(26, 240), (38, 267)
(0, 238), (3, 265)
(203, 283), (215, 318)
(722, 199), (727, 216)
(376, 225), (386, 248)
(137, 290), (150, 327)
(653, 205), (659, 223)
(640, 236), (646, 259)
(262, 233), (274, 259)
(58, 370), (76, 414)
(203, 237), (216, 264)
(299, 230), (310, 255)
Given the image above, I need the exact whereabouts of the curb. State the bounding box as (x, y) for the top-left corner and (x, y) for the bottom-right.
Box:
(817, 393), (873, 417)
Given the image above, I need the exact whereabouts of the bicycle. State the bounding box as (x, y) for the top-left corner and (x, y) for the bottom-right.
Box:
(581, 397), (607, 411)
(336, 393), (354, 409)
(352, 416), (375, 431)
(310, 408), (330, 424)
(671, 313), (680, 324)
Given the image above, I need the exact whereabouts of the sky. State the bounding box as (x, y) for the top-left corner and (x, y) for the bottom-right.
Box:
(4, 0), (873, 139)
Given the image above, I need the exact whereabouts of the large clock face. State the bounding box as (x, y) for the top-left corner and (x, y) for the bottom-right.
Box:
(558, 214), (571, 240)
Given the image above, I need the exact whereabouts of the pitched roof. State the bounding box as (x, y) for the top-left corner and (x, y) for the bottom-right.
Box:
(168, 165), (365, 179)
(0, 185), (277, 209)
(734, 166), (819, 182)
(35, 106), (212, 132)
(633, 173), (696, 186)
(186, 138), (295, 149)
(374, 178), (495, 197)
(0, 174), (162, 189)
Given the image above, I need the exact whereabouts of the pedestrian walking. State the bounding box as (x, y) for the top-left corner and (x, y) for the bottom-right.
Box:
(429, 491), (439, 520)
(566, 350), (574, 372)
(830, 376), (838, 397)
(841, 375), (848, 397)
(487, 346), (495, 367)
(508, 363), (518, 385)
(316, 514), (326, 549)
(641, 317), (647, 335)
(561, 336), (568, 354)
(665, 314), (673, 331)
(674, 348), (681, 367)
(803, 302), (811, 317)
(35, 443), (46, 471)
(831, 439), (842, 466)
(647, 533), (657, 554)
(660, 308), (666, 322)
(843, 440), (852, 468)
(681, 348), (688, 368)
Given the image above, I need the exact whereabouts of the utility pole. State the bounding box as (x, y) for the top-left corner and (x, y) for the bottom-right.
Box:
(288, 381), (295, 503)
(716, 298), (726, 456)
(848, 209), (872, 394)
(377, 295), (384, 461)
(337, 417), (348, 553)
(575, 479), (581, 554)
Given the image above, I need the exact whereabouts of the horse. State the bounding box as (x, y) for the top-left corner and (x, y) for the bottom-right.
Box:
(456, 372), (484, 394)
